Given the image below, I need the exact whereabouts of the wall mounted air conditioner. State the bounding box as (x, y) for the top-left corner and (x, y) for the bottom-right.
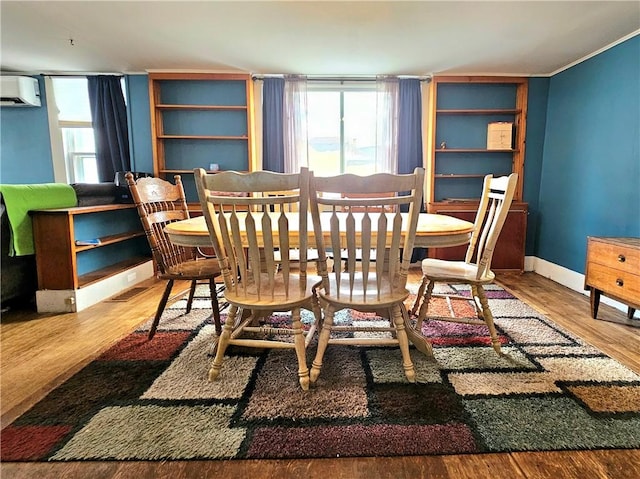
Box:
(0, 76), (41, 107)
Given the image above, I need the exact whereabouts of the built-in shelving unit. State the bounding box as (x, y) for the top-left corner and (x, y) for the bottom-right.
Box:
(31, 204), (153, 312)
(425, 76), (529, 270)
(148, 72), (255, 211)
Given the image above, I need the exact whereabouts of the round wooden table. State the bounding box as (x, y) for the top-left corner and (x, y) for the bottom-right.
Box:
(165, 212), (474, 249)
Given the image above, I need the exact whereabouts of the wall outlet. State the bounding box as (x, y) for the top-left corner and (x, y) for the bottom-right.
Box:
(127, 272), (137, 283)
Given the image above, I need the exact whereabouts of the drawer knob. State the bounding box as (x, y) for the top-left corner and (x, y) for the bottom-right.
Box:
(618, 254), (626, 262)
(616, 278), (624, 287)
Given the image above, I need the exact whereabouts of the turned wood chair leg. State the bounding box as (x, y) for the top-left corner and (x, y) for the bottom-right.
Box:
(391, 304), (416, 383)
(185, 280), (197, 314)
(476, 285), (502, 355)
(310, 306), (336, 383)
(291, 307), (310, 391)
(208, 305), (238, 381)
(149, 279), (174, 340)
(209, 278), (222, 335)
(410, 276), (428, 317)
(415, 279), (435, 333)
(470, 284), (485, 319)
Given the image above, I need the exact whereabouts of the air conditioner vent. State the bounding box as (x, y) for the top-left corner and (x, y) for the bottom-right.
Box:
(0, 76), (41, 107)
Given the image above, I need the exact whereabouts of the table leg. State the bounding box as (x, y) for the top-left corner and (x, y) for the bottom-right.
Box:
(590, 287), (601, 319)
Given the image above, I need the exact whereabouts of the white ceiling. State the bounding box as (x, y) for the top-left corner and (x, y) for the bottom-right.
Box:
(1, 1), (639, 77)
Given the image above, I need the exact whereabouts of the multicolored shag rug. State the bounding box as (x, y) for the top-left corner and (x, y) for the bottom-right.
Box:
(2, 283), (640, 461)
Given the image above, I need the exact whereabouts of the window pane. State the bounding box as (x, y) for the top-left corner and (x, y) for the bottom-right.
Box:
(52, 77), (92, 122)
(307, 87), (381, 176)
(73, 154), (99, 184)
(308, 91), (340, 176)
(62, 127), (97, 183)
(343, 91), (377, 175)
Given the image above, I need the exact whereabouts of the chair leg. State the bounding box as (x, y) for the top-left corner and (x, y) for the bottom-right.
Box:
(470, 285), (485, 320)
(209, 278), (222, 335)
(475, 285), (502, 355)
(310, 305), (336, 383)
(185, 280), (197, 314)
(149, 279), (174, 340)
(310, 285), (323, 330)
(415, 279), (435, 333)
(208, 304), (238, 381)
(391, 304), (416, 383)
(410, 276), (428, 317)
(291, 307), (310, 391)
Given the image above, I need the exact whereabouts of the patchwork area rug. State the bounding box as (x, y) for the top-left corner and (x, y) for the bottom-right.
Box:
(2, 284), (640, 461)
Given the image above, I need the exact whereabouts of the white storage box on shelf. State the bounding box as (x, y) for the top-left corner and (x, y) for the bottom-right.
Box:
(487, 122), (513, 150)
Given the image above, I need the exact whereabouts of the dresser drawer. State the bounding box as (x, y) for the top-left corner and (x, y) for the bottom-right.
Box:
(587, 239), (640, 275)
(586, 262), (640, 306)
(585, 237), (640, 322)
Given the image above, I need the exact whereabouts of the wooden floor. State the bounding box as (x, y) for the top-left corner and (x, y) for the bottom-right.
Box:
(2, 269), (639, 478)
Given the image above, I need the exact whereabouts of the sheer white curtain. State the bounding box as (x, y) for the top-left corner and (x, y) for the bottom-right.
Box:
(376, 76), (399, 173)
(252, 78), (263, 171)
(283, 75), (308, 174)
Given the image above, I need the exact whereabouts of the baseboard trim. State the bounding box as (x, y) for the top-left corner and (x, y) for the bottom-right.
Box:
(36, 261), (154, 313)
(527, 256), (637, 318)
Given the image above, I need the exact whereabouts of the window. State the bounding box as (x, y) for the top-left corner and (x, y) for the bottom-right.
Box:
(46, 76), (126, 184)
(48, 77), (98, 183)
(307, 82), (383, 176)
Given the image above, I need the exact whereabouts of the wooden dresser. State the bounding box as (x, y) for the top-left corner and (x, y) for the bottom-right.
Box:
(585, 237), (640, 324)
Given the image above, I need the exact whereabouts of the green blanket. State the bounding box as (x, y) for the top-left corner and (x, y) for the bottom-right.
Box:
(0, 184), (77, 256)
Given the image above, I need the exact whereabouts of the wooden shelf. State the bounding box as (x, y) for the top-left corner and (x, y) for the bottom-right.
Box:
(434, 174), (489, 179)
(77, 256), (151, 288)
(32, 203), (136, 215)
(75, 231), (146, 252)
(436, 109), (521, 115)
(156, 104), (247, 110)
(436, 149), (518, 153)
(157, 135), (248, 140)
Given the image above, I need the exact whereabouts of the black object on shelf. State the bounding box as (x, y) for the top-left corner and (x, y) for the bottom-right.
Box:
(114, 171), (153, 203)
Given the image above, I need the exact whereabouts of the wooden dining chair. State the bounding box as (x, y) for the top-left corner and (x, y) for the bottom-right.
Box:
(308, 167), (425, 384)
(330, 191), (396, 272)
(125, 173), (222, 340)
(410, 173), (518, 354)
(194, 167), (322, 390)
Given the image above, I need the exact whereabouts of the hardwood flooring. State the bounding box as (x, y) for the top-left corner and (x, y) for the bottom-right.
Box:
(2, 270), (639, 478)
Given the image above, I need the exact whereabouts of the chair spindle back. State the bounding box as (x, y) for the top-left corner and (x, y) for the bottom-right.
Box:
(195, 168), (310, 301)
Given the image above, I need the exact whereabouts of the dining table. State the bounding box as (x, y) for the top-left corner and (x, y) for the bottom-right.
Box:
(164, 211), (474, 356)
(165, 212), (474, 250)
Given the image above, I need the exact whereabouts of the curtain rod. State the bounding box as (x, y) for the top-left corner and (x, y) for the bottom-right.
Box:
(251, 74), (431, 82)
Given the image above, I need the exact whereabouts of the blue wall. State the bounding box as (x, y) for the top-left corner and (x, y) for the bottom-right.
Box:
(536, 35), (640, 273)
(523, 77), (550, 255)
(125, 74), (153, 173)
(0, 76), (54, 184)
